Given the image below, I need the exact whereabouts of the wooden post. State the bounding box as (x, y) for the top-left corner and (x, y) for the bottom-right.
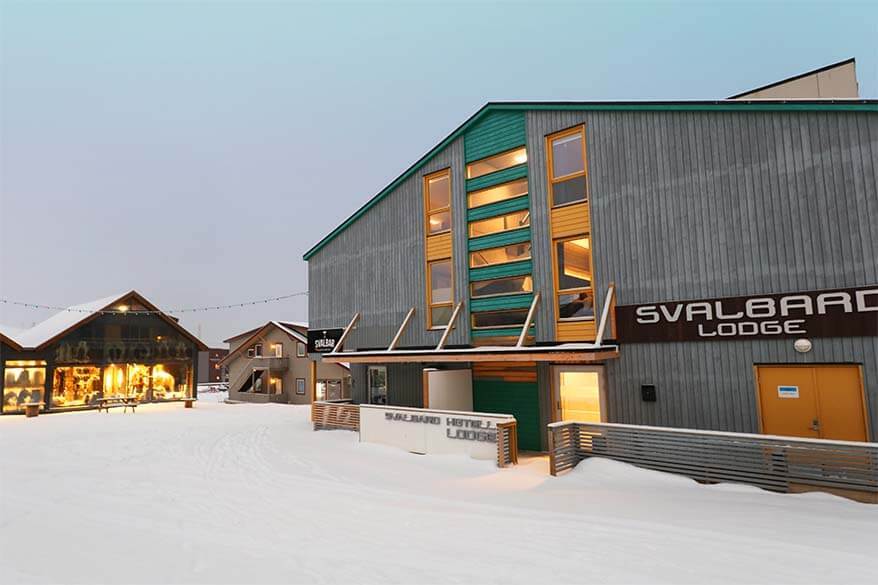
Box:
(548, 427), (557, 476)
(309, 359), (318, 422)
(422, 369), (430, 409)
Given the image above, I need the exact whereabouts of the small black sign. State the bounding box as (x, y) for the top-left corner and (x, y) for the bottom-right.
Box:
(307, 328), (344, 353)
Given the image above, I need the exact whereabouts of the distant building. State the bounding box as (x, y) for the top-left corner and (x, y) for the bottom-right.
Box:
(729, 57), (858, 99)
(220, 321), (351, 404)
(0, 291), (208, 414)
(198, 348), (229, 383)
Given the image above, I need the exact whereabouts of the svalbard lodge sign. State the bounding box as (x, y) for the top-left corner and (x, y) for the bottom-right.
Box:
(615, 286), (878, 342)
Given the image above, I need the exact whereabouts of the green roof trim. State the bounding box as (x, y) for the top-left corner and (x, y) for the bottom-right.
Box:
(303, 100), (878, 260)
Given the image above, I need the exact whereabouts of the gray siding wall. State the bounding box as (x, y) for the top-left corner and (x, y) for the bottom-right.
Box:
(308, 137), (469, 349)
(349, 363), (423, 407)
(527, 109), (878, 434)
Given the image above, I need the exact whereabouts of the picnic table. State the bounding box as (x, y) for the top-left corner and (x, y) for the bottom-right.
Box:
(96, 396), (138, 413)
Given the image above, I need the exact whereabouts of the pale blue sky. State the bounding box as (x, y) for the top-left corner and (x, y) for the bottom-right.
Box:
(1, 0), (876, 346)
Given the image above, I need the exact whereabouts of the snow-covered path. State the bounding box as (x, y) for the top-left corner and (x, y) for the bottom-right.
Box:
(1, 398), (876, 584)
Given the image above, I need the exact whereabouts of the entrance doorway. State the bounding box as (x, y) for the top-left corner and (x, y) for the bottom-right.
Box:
(553, 366), (606, 423)
(756, 365), (868, 442)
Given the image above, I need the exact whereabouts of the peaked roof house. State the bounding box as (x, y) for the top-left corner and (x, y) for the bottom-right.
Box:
(0, 291), (207, 414)
(220, 321), (351, 405)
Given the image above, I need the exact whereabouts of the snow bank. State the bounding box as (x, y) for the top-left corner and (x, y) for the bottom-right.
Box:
(1, 402), (875, 584)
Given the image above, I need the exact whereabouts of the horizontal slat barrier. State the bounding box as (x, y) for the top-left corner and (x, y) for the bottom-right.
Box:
(548, 422), (878, 502)
(497, 421), (519, 468)
(312, 400), (360, 432)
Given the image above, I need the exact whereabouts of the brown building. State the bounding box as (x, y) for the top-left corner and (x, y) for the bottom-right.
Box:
(198, 348), (229, 384)
(729, 57), (858, 99)
(221, 321), (351, 404)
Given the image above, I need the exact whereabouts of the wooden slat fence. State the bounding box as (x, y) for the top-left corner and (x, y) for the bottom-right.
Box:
(548, 421), (878, 502)
(312, 400), (360, 431)
(496, 421), (519, 467)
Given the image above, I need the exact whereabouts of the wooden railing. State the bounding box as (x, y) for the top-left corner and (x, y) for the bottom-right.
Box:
(548, 421), (878, 503)
(312, 400), (360, 431)
(496, 421), (519, 468)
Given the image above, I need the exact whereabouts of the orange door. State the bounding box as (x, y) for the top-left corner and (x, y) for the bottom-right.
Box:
(757, 365), (868, 442)
(757, 367), (820, 439)
(813, 366), (868, 442)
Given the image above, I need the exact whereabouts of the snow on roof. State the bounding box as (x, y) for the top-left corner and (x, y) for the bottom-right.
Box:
(13, 293), (125, 349)
(272, 321), (307, 343)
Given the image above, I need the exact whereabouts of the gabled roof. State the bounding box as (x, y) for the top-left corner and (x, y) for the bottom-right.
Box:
(302, 99), (878, 261)
(218, 321), (308, 366)
(0, 328), (23, 350)
(5, 290), (208, 351)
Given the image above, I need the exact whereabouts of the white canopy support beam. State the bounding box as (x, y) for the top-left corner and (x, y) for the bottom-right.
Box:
(330, 312), (360, 355)
(388, 307), (416, 351)
(435, 301), (464, 351)
(516, 292), (541, 348)
(594, 283), (616, 346)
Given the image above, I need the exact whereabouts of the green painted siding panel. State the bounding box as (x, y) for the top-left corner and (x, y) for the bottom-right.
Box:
(466, 164), (528, 192)
(470, 293), (534, 313)
(467, 195), (530, 222)
(470, 325), (534, 338)
(472, 379), (541, 451)
(464, 111), (526, 162)
(468, 227), (531, 252)
(469, 260), (533, 282)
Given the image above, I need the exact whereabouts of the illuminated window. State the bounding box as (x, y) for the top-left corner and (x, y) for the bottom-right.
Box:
(424, 169), (451, 235)
(52, 366), (101, 409)
(428, 259), (453, 328)
(271, 377), (284, 394)
(469, 210), (530, 238)
(272, 343), (283, 358)
(3, 360), (47, 413)
(471, 275), (533, 298)
(470, 243), (532, 268)
(466, 147), (527, 179)
(472, 309), (529, 329)
(547, 126), (587, 206)
(467, 178), (528, 209)
(296, 343), (306, 358)
(555, 236), (594, 320)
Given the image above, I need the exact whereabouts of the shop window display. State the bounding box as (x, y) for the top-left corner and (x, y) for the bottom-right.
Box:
(3, 361), (47, 413)
(151, 363), (190, 401)
(52, 366), (101, 408)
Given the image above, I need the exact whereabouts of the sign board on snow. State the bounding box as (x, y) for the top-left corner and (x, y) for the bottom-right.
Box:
(307, 328), (344, 354)
(614, 285), (878, 343)
(777, 386), (800, 399)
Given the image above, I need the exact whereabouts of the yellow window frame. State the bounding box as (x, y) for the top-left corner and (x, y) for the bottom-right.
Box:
(552, 234), (595, 322)
(424, 168), (452, 236)
(546, 125), (588, 208)
(426, 258), (454, 330)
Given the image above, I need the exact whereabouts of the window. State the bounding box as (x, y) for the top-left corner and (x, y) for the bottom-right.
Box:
(52, 366), (101, 409)
(468, 210), (530, 238)
(555, 236), (594, 320)
(368, 366), (387, 405)
(3, 360), (47, 413)
(296, 342), (306, 357)
(295, 378), (305, 395)
(247, 343), (263, 358)
(471, 275), (533, 298)
(270, 377), (284, 394)
(317, 379), (346, 401)
(424, 169), (451, 235)
(547, 126), (587, 206)
(472, 309), (529, 329)
(469, 243), (532, 268)
(428, 259), (453, 328)
(272, 343), (283, 358)
(467, 178), (528, 209)
(466, 147), (527, 179)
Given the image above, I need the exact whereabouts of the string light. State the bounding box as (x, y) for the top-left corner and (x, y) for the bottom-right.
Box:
(0, 291), (309, 316)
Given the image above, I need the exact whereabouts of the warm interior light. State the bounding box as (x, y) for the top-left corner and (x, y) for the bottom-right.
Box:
(117, 305), (129, 312)
(513, 151), (528, 164)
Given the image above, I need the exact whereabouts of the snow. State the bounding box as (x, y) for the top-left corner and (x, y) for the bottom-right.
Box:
(9, 293), (126, 348)
(2, 402), (876, 584)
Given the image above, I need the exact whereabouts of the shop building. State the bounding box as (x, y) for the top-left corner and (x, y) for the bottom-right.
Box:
(303, 96), (877, 451)
(221, 321), (351, 404)
(0, 291), (207, 414)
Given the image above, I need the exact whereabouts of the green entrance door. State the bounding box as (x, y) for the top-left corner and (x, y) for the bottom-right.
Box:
(472, 379), (541, 451)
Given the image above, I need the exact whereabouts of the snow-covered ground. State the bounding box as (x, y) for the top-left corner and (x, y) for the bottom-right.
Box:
(2, 398), (876, 584)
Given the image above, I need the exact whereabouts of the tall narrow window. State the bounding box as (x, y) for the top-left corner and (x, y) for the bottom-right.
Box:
(547, 126), (587, 206)
(555, 236), (594, 320)
(368, 366), (387, 405)
(425, 170), (451, 235)
(428, 259), (453, 328)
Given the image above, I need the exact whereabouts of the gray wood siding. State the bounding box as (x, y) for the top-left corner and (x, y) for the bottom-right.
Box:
(349, 363), (423, 407)
(527, 109), (878, 434)
(308, 137), (469, 349)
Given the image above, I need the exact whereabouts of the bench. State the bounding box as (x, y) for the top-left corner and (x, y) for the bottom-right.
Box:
(184, 398), (196, 408)
(23, 402), (44, 418)
(96, 397), (138, 413)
